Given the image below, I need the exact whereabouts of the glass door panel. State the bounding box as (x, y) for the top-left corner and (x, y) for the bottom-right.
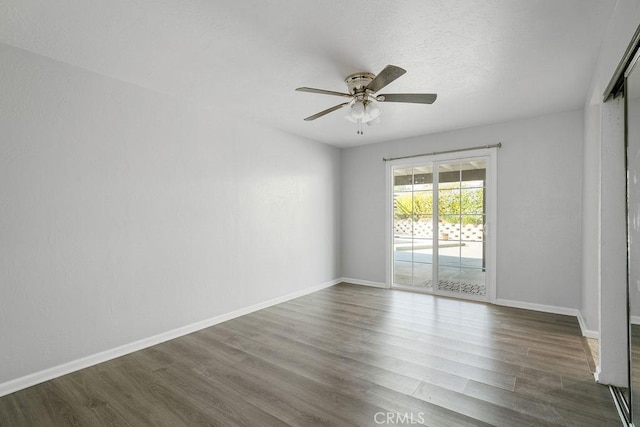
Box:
(392, 165), (434, 288)
(436, 160), (487, 297)
(393, 166), (414, 286)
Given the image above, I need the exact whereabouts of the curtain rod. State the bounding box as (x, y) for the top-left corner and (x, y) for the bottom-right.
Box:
(382, 143), (502, 162)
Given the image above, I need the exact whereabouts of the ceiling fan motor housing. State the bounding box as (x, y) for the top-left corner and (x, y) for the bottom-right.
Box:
(345, 72), (375, 96)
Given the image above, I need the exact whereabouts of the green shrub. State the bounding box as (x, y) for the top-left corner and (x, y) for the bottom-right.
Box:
(394, 185), (483, 225)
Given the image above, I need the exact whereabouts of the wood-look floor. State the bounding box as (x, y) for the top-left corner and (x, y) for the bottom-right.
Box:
(0, 283), (620, 426)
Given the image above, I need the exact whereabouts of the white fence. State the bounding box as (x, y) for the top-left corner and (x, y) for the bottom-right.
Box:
(394, 218), (483, 241)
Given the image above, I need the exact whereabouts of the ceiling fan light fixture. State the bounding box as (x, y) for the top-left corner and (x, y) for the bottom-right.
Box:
(350, 100), (365, 119)
(363, 100), (381, 122)
(344, 98), (381, 133)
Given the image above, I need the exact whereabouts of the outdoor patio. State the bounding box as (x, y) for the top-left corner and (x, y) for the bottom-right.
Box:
(393, 219), (486, 296)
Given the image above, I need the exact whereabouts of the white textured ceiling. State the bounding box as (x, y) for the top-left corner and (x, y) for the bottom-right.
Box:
(0, 0), (617, 147)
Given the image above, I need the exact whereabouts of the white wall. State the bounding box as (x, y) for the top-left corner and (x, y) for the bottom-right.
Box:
(581, 104), (601, 334)
(342, 110), (584, 309)
(0, 43), (341, 388)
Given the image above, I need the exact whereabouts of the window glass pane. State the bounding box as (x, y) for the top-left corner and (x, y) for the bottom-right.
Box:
(412, 237), (433, 265)
(413, 191), (433, 216)
(394, 192), (413, 219)
(393, 168), (413, 191)
(438, 188), (461, 215)
(460, 219), (484, 242)
(412, 216), (433, 238)
(412, 262), (433, 288)
(412, 165), (433, 189)
(460, 159), (486, 186)
(460, 188), (484, 214)
(437, 266), (486, 296)
(438, 215), (460, 240)
(394, 260), (414, 286)
(461, 242), (484, 268)
(438, 162), (461, 186)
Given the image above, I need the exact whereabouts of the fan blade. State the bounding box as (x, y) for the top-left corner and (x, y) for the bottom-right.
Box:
(377, 93), (438, 104)
(303, 103), (349, 121)
(366, 65), (406, 93)
(296, 87), (352, 98)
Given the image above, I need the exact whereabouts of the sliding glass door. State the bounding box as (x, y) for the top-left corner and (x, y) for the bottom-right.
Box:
(435, 159), (487, 297)
(389, 150), (496, 302)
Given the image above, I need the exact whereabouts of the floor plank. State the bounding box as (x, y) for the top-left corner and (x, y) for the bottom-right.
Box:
(0, 283), (620, 426)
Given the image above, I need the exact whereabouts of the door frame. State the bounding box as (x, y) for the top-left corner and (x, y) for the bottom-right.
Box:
(385, 147), (498, 303)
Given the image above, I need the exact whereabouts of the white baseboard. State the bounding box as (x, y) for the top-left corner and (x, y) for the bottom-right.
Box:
(631, 315), (640, 325)
(0, 278), (341, 398)
(496, 298), (599, 338)
(340, 277), (388, 288)
(576, 311), (600, 339)
(496, 298), (579, 316)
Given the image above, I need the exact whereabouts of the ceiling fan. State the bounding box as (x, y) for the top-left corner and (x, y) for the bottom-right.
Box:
(296, 65), (437, 135)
